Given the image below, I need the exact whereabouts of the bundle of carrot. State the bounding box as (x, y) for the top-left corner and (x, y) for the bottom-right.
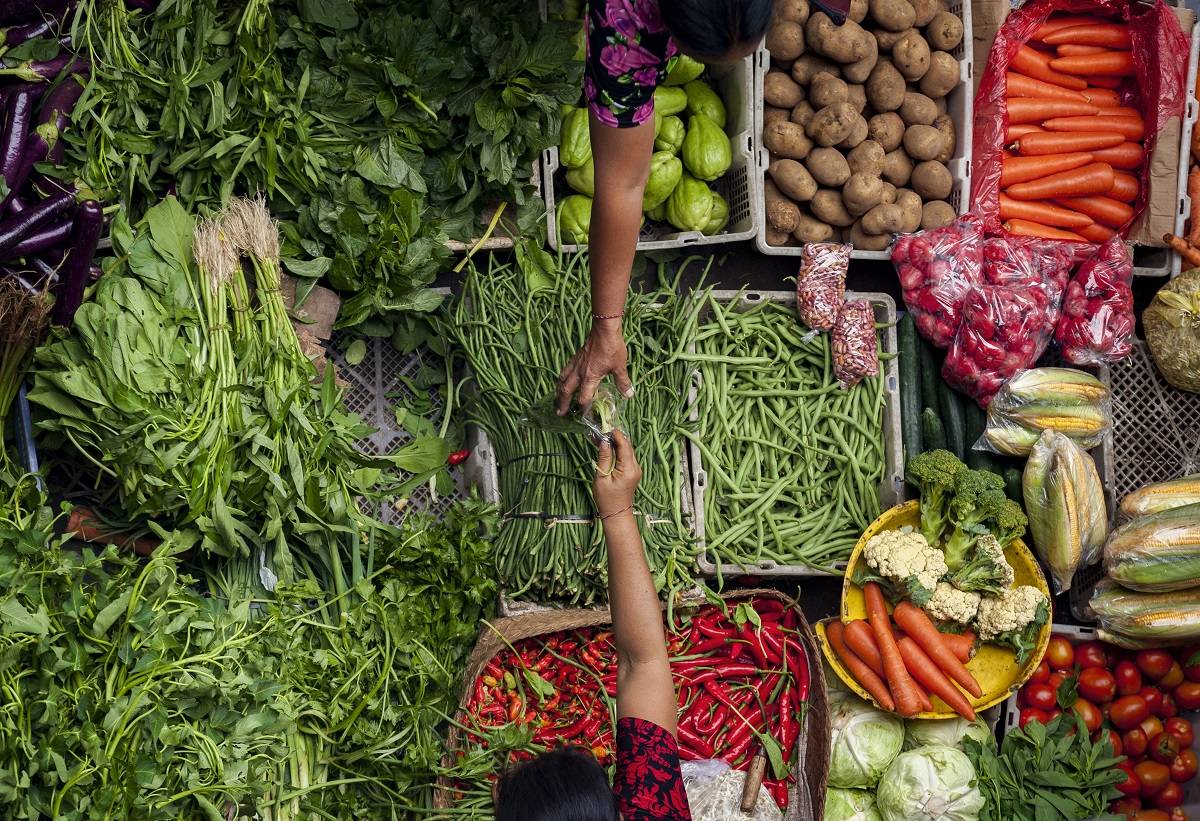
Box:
(826, 583), (982, 719)
(1166, 65), (1200, 268)
(998, 14), (1145, 243)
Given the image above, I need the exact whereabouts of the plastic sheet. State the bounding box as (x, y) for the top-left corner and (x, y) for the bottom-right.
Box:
(1103, 501), (1200, 592)
(1055, 237), (1135, 365)
(682, 760), (783, 821)
(832, 300), (879, 389)
(520, 382), (627, 444)
(893, 215), (984, 349)
(978, 367), (1112, 455)
(796, 242), (850, 331)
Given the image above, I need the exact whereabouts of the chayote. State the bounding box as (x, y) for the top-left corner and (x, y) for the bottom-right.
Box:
(565, 155), (594, 196)
(702, 191), (729, 234)
(646, 201), (667, 222)
(684, 79), (726, 128)
(559, 106), (592, 168)
(655, 115), (686, 154)
(665, 172), (715, 233)
(642, 151), (683, 211)
(654, 86), (687, 117)
(681, 113), (731, 181)
(558, 194), (593, 244)
(665, 54), (705, 86)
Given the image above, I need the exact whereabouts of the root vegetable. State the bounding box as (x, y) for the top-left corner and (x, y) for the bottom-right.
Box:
(911, 0), (940, 26)
(895, 188), (923, 231)
(921, 200), (956, 229)
(893, 30), (932, 81)
(1005, 98), (1100, 124)
(932, 113), (955, 163)
(843, 34), (879, 84)
(765, 179), (802, 232)
(811, 189), (856, 226)
(769, 158), (818, 201)
(881, 148), (914, 186)
(809, 72), (849, 107)
(998, 194), (1092, 228)
(867, 60), (906, 112)
(1078, 222), (1116, 242)
(1012, 44), (1087, 90)
(1088, 141), (1143, 169)
(1006, 71), (1088, 101)
(919, 51), (959, 98)
(806, 146), (852, 186)
(776, 0), (811, 23)
(861, 202), (905, 234)
(765, 224), (795, 246)
(1011, 131), (1124, 155)
(848, 139), (886, 175)
(849, 0), (869, 23)
(846, 83), (868, 114)
(764, 71), (806, 108)
(794, 211), (835, 241)
(903, 123), (945, 160)
(807, 102), (860, 146)
(844, 172), (885, 215)
(926, 11), (964, 51)
(1004, 218), (1086, 241)
(880, 181), (898, 204)
(790, 101), (817, 128)
(764, 106), (791, 128)
(910, 160), (952, 199)
(838, 115), (870, 149)
(1166, 233), (1200, 267)
(1004, 161), (1114, 200)
(791, 54), (840, 85)
(999, 152), (1094, 187)
(1109, 172), (1138, 202)
(871, 0), (917, 32)
(1053, 195), (1134, 228)
(766, 20), (806, 61)
(764, 120), (815, 160)
(868, 111), (906, 151)
(899, 91), (938, 125)
(851, 219), (893, 249)
(806, 13), (873, 64)
(1041, 115), (1144, 141)
(1050, 52), (1135, 76)
(875, 28), (914, 51)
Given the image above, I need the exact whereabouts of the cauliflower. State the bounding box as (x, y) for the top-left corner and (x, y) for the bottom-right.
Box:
(924, 582), (981, 625)
(859, 530), (948, 607)
(975, 585), (1050, 665)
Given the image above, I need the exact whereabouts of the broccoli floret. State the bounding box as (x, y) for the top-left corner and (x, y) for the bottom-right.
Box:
(992, 498), (1028, 548)
(976, 586), (1050, 666)
(942, 470), (1008, 571)
(905, 449), (968, 547)
(948, 534), (1015, 596)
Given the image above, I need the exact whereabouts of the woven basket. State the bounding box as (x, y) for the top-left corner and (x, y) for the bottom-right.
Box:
(434, 588), (831, 818)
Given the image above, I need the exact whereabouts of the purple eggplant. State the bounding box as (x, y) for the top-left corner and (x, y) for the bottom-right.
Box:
(0, 53), (85, 82)
(49, 197), (97, 326)
(1, 18), (54, 50)
(34, 71), (83, 164)
(0, 86), (35, 191)
(0, 188), (72, 258)
(5, 215), (67, 256)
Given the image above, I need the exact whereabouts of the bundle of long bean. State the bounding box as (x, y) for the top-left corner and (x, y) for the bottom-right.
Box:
(443, 251), (696, 604)
(686, 296), (886, 573)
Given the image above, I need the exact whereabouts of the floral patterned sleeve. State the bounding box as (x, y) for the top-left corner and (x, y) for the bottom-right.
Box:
(612, 717), (693, 819)
(584, 0), (679, 128)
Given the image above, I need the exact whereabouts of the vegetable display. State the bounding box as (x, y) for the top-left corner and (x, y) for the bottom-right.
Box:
(1145, 269), (1200, 394)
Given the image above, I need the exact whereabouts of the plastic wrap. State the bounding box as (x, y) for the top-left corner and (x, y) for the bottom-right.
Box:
(796, 242), (850, 331)
(681, 760), (783, 821)
(832, 300), (879, 389)
(1055, 237), (1135, 365)
(1103, 502), (1200, 592)
(1118, 474), (1200, 521)
(1090, 578), (1200, 647)
(983, 237), (1073, 299)
(978, 367), (1111, 455)
(893, 215), (984, 349)
(971, 0), (1190, 238)
(520, 382), (628, 443)
(1023, 429), (1108, 593)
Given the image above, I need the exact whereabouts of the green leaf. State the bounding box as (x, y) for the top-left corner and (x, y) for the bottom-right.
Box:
(298, 0), (358, 29)
(92, 588), (132, 637)
(391, 436), (450, 473)
(283, 256), (332, 278)
(0, 598), (49, 635)
(522, 669), (555, 703)
(144, 196), (195, 271)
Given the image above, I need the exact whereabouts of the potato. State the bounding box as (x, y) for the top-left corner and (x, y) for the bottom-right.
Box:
(846, 84), (867, 114)
(842, 33), (878, 84)
(880, 181), (898, 204)
(765, 224), (796, 246)
(894, 189), (923, 232)
(810, 189), (856, 227)
(806, 102), (859, 146)
(850, 220), (893, 250)
(764, 120), (814, 160)
(806, 13), (872, 64)
(843, 172), (885, 216)
(849, 0), (869, 23)
(870, 0), (916, 31)
(790, 101), (817, 128)
(922, 200), (956, 229)
(861, 203), (904, 234)
(809, 72), (848, 108)
(847, 139), (885, 175)
(874, 28), (913, 52)
(806, 147), (851, 187)
(926, 11), (964, 51)
(881, 148), (913, 186)
(892, 30), (931, 81)
(765, 71), (806, 108)
(932, 113), (956, 163)
(776, 0), (811, 24)
(791, 54), (839, 85)
(769, 158), (818, 202)
(867, 112), (905, 151)
(903, 124), (944, 161)
(911, 160), (953, 199)
(934, 96), (947, 115)
(766, 20), (806, 61)
(911, 0), (941, 26)
(899, 92), (937, 125)
(793, 211), (835, 242)
(765, 179), (801, 233)
(764, 106), (791, 128)
(919, 51), (959, 98)
(866, 60), (905, 112)
(838, 115), (869, 149)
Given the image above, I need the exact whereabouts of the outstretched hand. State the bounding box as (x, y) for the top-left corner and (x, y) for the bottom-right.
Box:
(556, 323), (634, 416)
(594, 429), (641, 518)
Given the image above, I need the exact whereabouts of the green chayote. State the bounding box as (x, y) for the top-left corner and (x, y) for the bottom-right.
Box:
(665, 172), (714, 233)
(653, 86), (687, 117)
(646, 201), (667, 222)
(684, 79), (726, 128)
(557, 194), (592, 244)
(702, 191), (729, 234)
(559, 106), (592, 168)
(681, 113), (731, 181)
(565, 155), (594, 196)
(642, 151), (683, 211)
(665, 54), (705, 86)
(654, 115), (685, 154)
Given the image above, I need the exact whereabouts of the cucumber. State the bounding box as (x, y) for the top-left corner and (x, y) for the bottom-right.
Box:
(918, 337), (940, 417)
(898, 313), (923, 459)
(1005, 467), (1023, 503)
(922, 408), (947, 451)
(938, 382), (967, 460)
(964, 402), (996, 471)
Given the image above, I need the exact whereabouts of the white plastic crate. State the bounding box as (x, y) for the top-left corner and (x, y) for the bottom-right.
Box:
(544, 54), (759, 251)
(753, 0), (974, 259)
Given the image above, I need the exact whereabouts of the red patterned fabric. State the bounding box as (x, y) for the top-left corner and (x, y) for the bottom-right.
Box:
(613, 717), (692, 819)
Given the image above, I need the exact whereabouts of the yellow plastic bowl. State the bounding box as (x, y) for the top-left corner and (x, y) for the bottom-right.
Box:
(819, 500), (1052, 719)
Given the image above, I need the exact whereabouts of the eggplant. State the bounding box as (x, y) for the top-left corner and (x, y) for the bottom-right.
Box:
(49, 197), (97, 326)
(1, 18), (54, 50)
(34, 71), (83, 164)
(1, 53), (85, 82)
(0, 1), (68, 26)
(5, 215), (67, 257)
(0, 86), (36, 188)
(0, 188), (72, 258)
(0, 263), (44, 293)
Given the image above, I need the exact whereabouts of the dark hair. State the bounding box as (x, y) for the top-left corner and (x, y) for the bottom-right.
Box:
(494, 747), (619, 821)
(659, 0), (775, 61)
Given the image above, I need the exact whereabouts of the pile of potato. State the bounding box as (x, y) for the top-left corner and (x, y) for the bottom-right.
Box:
(761, 0), (964, 250)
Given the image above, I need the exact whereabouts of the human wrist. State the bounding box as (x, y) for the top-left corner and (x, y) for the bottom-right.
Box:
(598, 502), (635, 523)
(590, 317), (623, 338)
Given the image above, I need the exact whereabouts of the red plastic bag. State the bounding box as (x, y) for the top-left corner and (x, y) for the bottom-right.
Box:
(1055, 237), (1135, 364)
(893, 215), (984, 349)
(971, 0), (1189, 238)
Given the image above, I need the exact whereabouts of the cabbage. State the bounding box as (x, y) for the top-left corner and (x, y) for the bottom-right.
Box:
(825, 789), (882, 821)
(654, 86), (687, 117)
(1145, 268), (1200, 393)
(655, 115), (686, 154)
(557, 195), (592, 244)
(684, 79), (726, 128)
(903, 717), (993, 752)
(875, 746), (983, 821)
(681, 113), (731, 181)
(665, 54), (705, 86)
(702, 191), (729, 234)
(642, 151), (683, 211)
(827, 692), (905, 789)
(664, 173), (714, 233)
(565, 156), (594, 196)
(559, 106), (592, 168)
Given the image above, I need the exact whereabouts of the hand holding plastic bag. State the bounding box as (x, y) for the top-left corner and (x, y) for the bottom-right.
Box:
(521, 382), (628, 443)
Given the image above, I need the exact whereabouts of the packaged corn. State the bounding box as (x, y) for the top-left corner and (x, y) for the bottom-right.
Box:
(978, 367), (1111, 457)
(1104, 502), (1200, 593)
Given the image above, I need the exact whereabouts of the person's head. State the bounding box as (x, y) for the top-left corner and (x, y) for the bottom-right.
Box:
(494, 747), (620, 821)
(659, 0), (774, 63)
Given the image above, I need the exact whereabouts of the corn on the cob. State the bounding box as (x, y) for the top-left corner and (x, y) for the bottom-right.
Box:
(1009, 402), (1109, 437)
(1091, 579), (1200, 643)
(981, 368), (1112, 456)
(1103, 502), (1200, 592)
(984, 424), (1041, 457)
(1119, 474), (1200, 521)
(1004, 367), (1110, 406)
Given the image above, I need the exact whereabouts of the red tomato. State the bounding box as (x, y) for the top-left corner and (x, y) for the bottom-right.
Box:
(1096, 728), (1123, 757)
(1152, 733), (1181, 765)
(1157, 693), (1179, 720)
(1174, 681), (1200, 711)
(1019, 707), (1049, 728)
(1025, 682), (1057, 712)
(1126, 727), (1150, 757)
(1165, 717), (1194, 750)
(1162, 663), (1185, 690)
(1111, 797), (1143, 815)
(1046, 636), (1075, 670)
(1047, 671), (1067, 693)
(1137, 761), (1172, 797)
(1116, 760), (1142, 796)
(1181, 646), (1200, 683)
(1140, 651), (1176, 681)
(1143, 716), (1167, 742)
(1118, 661), (1145, 697)
(1073, 698), (1103, 733)
(1142, 687), (1166, 715)
(1046, 708), (1062, 721)
(1170, 750), (1198, 783)
(1113, 696), (1152, 731)
(1079, 668), (1118, 704)
(1133, 812), (1171, 821)
(1077, 641), (1109, 670)
(1153, 782), (1184, 809)
(1029, 660), (1050, 684)
(1168, 809), (1188, 821)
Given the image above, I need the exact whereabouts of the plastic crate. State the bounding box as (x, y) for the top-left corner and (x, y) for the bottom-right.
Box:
(691, 290), (904, 579)
(544, 54), (759, 251)
(443, 163), (541, 253)
(753, 0), (974, 258)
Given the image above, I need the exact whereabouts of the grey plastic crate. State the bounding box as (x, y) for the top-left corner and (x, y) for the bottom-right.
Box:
(690, 290), (904, 579)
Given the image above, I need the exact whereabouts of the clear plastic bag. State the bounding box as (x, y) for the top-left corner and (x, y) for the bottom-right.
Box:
(1103, 502), (1200, 592)
(833, 300), (879, 389)
(1055, 237), (1135, 366)
(892, 215), (984, 349)
(982, 236), (1073, 300)
(977, 367), (1112, 456)
(681, 760), (783, 821)
(1090, 578), (1200, 648)
(519, 382), (628, 443)
(796, 242), (850, 331)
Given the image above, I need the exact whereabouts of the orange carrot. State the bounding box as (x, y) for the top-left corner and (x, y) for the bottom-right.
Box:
(1013, 45), (1088, 90)
(1090, 141), (1144, 169)
(1006, 162), (1115, 200)
(1188, 167), (1200, 243)
(1006, 71), (1087, 101)
(1051, 52), (1135, 76)
(1042, 23), (1132, 49)
(1094, 106), (1141, 118)
(1000, 195), (1093, 229)
(1005, 97), (1099, 124)
(1012, 131), (1124, 155)
(1166, 233), (1200, 267)
(1041, 115), (1144, 141)
(1109, 171), (1140, 201)
(938, 630), (977, 664)
(1032, 15), (1108, 41)
(1054, 195), (1134, 228)
(1082, 87), (1122, 107)
(843, 619), (886, 677)
(864, 583), (923, 716)
(1004, 218), (1089, 241)
(1000, 151), (1094, 186)
(1006, 123), (1045, 141)
(1057, 44), (1111, 56)
(898, 636), (977, 720)
(1088, 75), (1125, 89)
(1078, 222), (1118, 242)
(911, 679), (933, 713)
(892, 601), (984, 698)
(826, 619), (896, 712)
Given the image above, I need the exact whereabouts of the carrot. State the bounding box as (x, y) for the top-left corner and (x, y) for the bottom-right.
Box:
(1054, 195), (1134, 228)
(843, 619), (886, 677)
(1090, 141), (1144, 169)
(1000, 195), (1092, 229)
(1051, 52), (1135, 76)
(1006, 123), (1045, 141)
(1057, 44), (1111, 56)
(1004, 218), (1088, 241)
(1005, 97), (1099, 124)
(1078, 222), (1117, 242)
(1088, 75), (1125, 89)
(826, 619), (896, 712)
(1109, 171), (1140, 202)
(1188, 167), (1200, 243)
(1000, 151), (1094, 186)
(898, 636), (977, 720)
(1032, 15), (1108, 41)
(911, 678), (933, 713)
(1011, 131), (1124, 155)
(1041, 115), (1144, 141)
(1082, 87), (1122, 107)
(1094, 106), (1141, 118)
(1006, 71), (1087, 101)
(1006, 162), (1115, 200)
(863, 583), (923, 716)
(1012, 45), (1088, 90)
(892, 601), (984, 698)
(1042, 23), (1132, 49)
(1167, 233), (1200, 268)
(938, 630), (977, 664)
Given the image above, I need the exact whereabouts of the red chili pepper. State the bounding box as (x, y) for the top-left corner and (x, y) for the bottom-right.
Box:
(759, 625), (786, 663)
(784, 636), (811, 703)
(447, 448), (470, 466)
(725, 727), (756, 762)
(678, 724), (714, 758)
(766, 778), (789, 809)
(686, 635), (732, 655)
(754, 598), (786, 614)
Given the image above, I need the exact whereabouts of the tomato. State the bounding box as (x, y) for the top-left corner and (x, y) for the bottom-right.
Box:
(1047, 671), (1067, 693)
(1165, 717), (1193, 750)
(1095, 727), (1123, 757)
(1019, 707), (1049, 728)
(1029, 660), (1050, 684)
(1077, 641), (1110, 670)
(1116, 760), (1142, 796)
(1133, 812), (1171, 821)
(1143, 686), (1166, 714)
(1168, 809), (1188, 821)
(1073, 698), (1103, 733)
(1153, 782), (1184, 809)
(1126, 727), (1150, 757)
(1144, 716), (1167, 742)
(1079, 668), (1118, 704)
(1111, 797), (1143, 815)
(1137, 761), (1172, 797)
(1118, 660), (1145, 697)
(1157, 693), (1179, 720)
(1046, 708), (1062, 722)
(1161, 662), (1185, 690)
(1025, 682), (1057, 712)
(1046, 635), (1075, 670)
(1140, 651), (1176, 681)
(1170, 750), (1198, 783)
(1181, 646), (1200, 682)
(1152, 733), (1182, 765)
(1112, 695), (1152, 731)
(1174, 681), (1200, 711)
